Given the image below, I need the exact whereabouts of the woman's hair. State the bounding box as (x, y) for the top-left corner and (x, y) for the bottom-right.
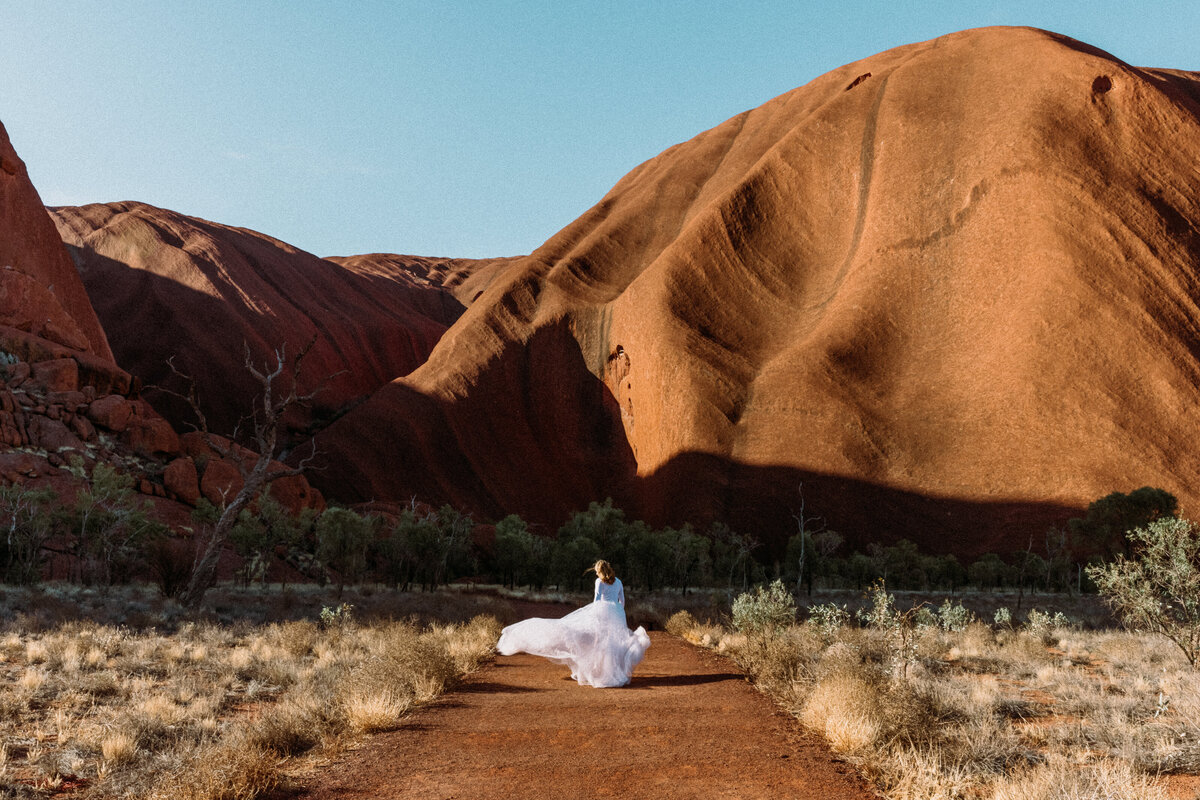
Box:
(588, 559), (616, 584)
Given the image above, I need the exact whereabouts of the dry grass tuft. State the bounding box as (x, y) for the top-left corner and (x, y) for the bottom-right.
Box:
(344, 690), (412, 733)
(100, 730), (139, 765)
(801, 672), (882, 753)
(992, 756), (1169, 800)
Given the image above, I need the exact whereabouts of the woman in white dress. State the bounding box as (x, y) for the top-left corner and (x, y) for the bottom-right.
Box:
(497, 560), (651, 688)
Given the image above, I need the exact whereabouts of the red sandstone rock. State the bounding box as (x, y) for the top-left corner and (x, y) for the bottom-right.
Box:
(181, 431), (322, 514)
(69, 413), (97, 443)
(311, 27), (1200, 557)
(163, 457), (201, 506)
(123, 413), (181, 457)
(0, 121), (112, 361)
(199, 458), (243, 506)
(30, 358), (78, 392)
(28, 416), (84, 455)
(87, 394), (133, 432)
(50, 202), (519, 438)
(0, 451), (42, 481)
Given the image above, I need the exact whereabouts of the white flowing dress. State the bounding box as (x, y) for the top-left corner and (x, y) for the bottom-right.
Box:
(497, 578), (651, 688)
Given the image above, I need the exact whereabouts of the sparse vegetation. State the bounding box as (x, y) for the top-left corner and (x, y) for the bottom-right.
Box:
(0, 583), (502, 798)
(670, 580), (1198, 799)
(1087, 515), (1200, 667)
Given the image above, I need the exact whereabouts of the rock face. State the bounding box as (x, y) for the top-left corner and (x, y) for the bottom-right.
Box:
(312, 27), (1200, 557)
(51, 202), (520, 437)
(0, 120), (115, 364)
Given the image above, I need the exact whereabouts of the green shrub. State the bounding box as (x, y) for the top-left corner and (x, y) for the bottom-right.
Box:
(732, 580), (796, 633)
(1087, 516), (1200, 667)
(806, 602), (851, 637)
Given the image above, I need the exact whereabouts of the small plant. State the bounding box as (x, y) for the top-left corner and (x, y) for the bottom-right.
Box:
(913, 606), (938, 630)
(994, 606), (1013, 629)
(320, 603), (354, 629)
(937, 599), (974, 632)
(807, 603), (850, 638)
(1024, 608), (1053, 634)
(856, 580), (924, 678)
(731, 580), (796, 633)
(855, 579), (900, 630)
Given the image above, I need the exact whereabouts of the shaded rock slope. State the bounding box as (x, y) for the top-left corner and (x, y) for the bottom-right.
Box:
(1, 121), (116, 371)
(51, 202), (519, 438)
(0, 123), (321, 564)
(312, 26), (1200, 556)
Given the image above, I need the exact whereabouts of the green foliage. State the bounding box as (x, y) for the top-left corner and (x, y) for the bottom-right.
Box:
(710, 521), (760, 590)
(319, 602), (354, 629)
(993, 607), (1013, 628)
(67, 459), (165, 585)
(806, 602), (850, 638)
(1069, 487), (1178, 558)
(968, 553), (1009, 590)
(1087, 516), (1200, 667)
(315, 507), (376, 597)
(937, 599), (974, 632)
(229, 492), (315, 587)
(732, 579), (796, 633)
(375, 505), (473, 591)
(0, 484), (59, 584)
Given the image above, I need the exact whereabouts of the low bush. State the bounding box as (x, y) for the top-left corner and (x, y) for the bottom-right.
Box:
(731, 580), (796, 633)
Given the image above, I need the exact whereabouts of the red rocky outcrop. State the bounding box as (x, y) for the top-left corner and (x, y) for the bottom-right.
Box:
(312, 27), (1200, 557)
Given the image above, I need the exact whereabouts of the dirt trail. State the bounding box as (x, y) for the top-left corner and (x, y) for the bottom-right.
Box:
(292, 605), (877, 800)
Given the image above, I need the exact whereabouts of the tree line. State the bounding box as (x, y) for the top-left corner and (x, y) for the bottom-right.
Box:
(1, 479), (1178, 598)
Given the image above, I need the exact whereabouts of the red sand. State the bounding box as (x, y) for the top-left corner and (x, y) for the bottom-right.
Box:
(294, 625), (877, 799)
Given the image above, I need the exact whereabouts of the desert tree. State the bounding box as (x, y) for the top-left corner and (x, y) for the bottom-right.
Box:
(0, 484), (58, 584)
(315, 506), (377, 598)
(66, 459), (165, 586)
(1069, 486), (1177, 559)
(169, 341), (323, 608)
(1087, 516), (1200, 668)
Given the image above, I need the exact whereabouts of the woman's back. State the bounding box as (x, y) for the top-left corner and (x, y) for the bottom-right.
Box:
(594, 577), (624, 606)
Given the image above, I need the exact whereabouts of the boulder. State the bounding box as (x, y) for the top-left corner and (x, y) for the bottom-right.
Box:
(123, 414), (181, 457)
(30, 358), (77, 392)
(86, 394), (132, 432)
(163, 457), (201, 506)
(69, 413), (97, 443)
(0, 451), (43, 481)
(28, 415), (84, 455)
(200, 458), (244, 506)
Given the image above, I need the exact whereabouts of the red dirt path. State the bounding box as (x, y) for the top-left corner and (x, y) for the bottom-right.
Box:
(293, 606), (877, 800)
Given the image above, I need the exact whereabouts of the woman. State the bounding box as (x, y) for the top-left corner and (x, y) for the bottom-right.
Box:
(497, 560), (651, 688)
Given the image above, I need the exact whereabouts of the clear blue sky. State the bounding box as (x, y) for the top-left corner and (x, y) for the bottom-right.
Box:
(2, 1), (1196, 259)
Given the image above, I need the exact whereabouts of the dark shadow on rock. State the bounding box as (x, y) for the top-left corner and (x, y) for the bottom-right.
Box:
(310, 315), (1088, 560)
(635, 450), (1087, 560)
(312, 317), (639, 525)
(63, 234), (466, 440)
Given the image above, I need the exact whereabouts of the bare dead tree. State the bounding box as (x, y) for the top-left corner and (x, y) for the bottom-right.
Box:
(167, 340), (322, 608)
(792, 482), (826, 596)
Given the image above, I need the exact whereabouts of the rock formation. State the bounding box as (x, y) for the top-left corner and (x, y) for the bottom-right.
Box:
(311, 27), (1200, 557)
(1, 124), (321, 529)
(51, 202), (519, 437)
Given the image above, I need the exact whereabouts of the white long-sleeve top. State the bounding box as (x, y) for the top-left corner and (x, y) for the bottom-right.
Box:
(594, 577), (625, 607)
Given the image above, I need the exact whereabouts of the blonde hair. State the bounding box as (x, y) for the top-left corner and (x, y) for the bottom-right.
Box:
(589, 559), (616, 584)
